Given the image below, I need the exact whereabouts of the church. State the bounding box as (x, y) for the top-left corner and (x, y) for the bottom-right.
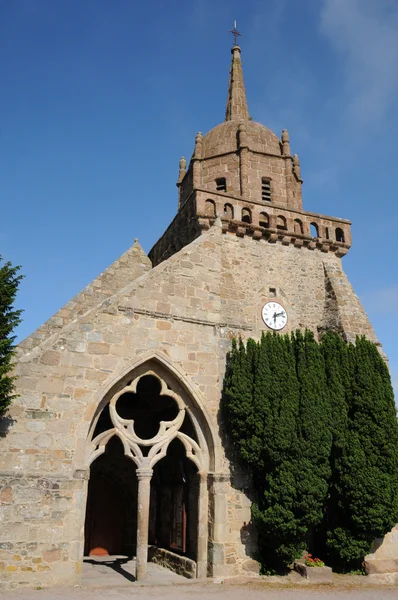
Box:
(0, 41), (382, 588)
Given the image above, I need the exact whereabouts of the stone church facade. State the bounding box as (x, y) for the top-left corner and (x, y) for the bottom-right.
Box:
(0, 44), (381, 589)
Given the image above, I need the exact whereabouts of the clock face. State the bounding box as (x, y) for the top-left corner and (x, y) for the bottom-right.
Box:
(262, 301), (288, 331)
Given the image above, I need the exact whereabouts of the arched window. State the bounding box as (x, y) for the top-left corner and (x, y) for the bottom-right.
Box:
(259, 212), (269, 228)
(205, 199), (216, 217)
(310, 222), (319, 238)
(276, 216), (287, 230)
(294, 219), (303, 234)
(241, 208), (252, 224)
(335, 228), (345, 243)
(261, 178), (271, 202)
(224, 203), (234, 219)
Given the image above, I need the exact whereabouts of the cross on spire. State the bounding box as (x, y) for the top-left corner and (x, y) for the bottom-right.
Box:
(229, 20), (241, 46)
(225, 27), (249, 122)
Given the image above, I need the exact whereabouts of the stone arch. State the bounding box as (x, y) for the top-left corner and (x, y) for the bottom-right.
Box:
(335, 227), (345, 243)
(276, 215), (287, 230)
(310, 222), (319, 238)
(294, 219), (303, 234)
(84, 353), (215, 579)
(223, 203), (234, 219)
(88, 371), (203, 472)
(259, 212), (269, 228)
(86, 352), (218, 472)
(205, 199), (216, 217)
(241, 207), (252, 224)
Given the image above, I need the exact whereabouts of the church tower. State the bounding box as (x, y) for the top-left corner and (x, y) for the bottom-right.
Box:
(0, 41), (382, 590)
(149, 41), (378, 348)
(151, 44), (350, 268)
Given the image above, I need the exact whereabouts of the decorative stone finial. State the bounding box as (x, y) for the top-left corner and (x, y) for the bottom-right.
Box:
(225, 45), (249, 122)
(177, 156), (186, 184)
(238, 122), (248, 148)
(193, 132), (203, 159)
(293, 154), (303, 182)
(282, 129), (291, 156)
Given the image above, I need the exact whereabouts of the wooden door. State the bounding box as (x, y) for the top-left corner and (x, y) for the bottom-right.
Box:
(170, 485), (187, 553)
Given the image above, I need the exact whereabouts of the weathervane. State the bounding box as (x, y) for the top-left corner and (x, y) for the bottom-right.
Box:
(229, 20), (242, 46)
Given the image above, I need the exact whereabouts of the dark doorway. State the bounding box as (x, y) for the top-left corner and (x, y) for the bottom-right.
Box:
(84, 436), (137, 557)
(85, 474), (124, 556)
(85, 374), (200, 567)
(150, 438), (198, 560)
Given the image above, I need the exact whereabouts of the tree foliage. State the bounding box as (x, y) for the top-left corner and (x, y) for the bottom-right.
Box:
(326, 336), (398, 570)
(251, 332), (302, 571)
(294, 330), (332, 537)
(0, 256), (23, 414)
(222, 330), (398, 573)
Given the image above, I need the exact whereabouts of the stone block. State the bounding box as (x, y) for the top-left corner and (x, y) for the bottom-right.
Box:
(241, 558), (260, 574)
(42, 548), (62, 563)
(294, 561), (333, 583)
(41, 351), (61, 366)
(365, 525), (398, 575)
(148, 546), (196, 578)
(209, 542), (225, 566)
(87, 342), (110, 355)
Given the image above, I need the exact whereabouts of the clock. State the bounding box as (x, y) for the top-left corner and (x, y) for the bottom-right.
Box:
(262, 301), (288, 331)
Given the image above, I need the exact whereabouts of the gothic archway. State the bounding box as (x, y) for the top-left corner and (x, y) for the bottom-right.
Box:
(85, 364), (210, 580)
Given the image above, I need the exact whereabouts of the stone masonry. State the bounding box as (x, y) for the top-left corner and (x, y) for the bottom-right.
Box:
(0, 44), (385, 589)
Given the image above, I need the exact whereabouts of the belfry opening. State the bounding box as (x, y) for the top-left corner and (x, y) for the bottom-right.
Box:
(84, 370), (207, 580)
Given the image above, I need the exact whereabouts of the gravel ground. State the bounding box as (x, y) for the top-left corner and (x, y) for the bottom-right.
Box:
(1, 580), (398, 600)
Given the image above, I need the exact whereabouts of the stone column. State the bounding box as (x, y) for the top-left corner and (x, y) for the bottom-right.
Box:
(193, 132), (203, 189)
(135, 467), (153, 581)
(196, 471), (209, 578)
(208, 473), (229, 577)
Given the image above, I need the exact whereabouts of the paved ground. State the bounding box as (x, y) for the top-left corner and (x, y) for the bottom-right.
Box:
(1, 558), (397, 600)
(2, 581), (398, 600)
(82, 556), (186, 586)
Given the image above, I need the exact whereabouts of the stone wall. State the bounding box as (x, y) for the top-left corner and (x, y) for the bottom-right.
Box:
(0, 471), (86, 589)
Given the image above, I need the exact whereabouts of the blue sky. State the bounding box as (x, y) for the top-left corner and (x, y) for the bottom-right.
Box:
(1, 0), (398, 393)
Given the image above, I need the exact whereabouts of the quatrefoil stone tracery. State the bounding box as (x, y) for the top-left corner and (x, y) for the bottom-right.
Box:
(89, 371), (204, 471)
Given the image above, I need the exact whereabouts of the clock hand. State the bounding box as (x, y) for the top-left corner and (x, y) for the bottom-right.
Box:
(274, 311), (285, 318)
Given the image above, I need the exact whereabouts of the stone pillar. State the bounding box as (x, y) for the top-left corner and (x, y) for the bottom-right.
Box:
(135, 467), (153, 581)
(208, 473), (229, 576)
(196, 471), (209, 578)
(281, 129), (291, 156)
(177, 157), (187, 210)
(193, 132), (203, 189)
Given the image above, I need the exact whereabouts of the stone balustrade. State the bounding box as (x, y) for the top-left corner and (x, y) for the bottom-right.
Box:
(149, 189), (351, 267)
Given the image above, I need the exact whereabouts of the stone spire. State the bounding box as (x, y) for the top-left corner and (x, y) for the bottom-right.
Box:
(225, 45), (249, 122)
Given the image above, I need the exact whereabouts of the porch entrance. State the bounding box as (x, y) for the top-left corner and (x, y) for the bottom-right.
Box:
(84, 369), (207, 580)
(84, 436), (137, 557)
